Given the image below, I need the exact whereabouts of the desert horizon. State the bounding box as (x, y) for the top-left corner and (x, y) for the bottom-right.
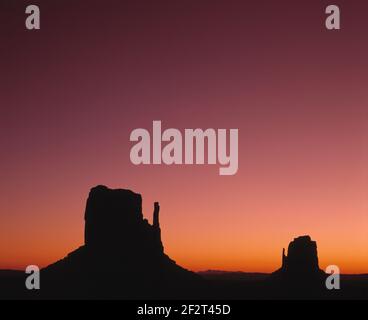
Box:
(2, 183), (368, 274)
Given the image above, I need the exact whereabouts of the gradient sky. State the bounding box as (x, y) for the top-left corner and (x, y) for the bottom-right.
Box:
(1, 0), (367, 273)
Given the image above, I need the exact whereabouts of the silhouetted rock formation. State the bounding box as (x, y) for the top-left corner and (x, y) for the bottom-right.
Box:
(83, 185), (163, 254)
(280, 235), (322, 275)
(41, 185), (201, 299)
(271, 235), (326, 297)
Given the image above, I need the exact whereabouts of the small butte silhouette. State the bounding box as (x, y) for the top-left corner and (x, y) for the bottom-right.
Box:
(0, 185), (367, 299)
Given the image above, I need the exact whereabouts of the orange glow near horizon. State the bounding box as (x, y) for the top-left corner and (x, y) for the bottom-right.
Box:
(2, 162), (368, 274)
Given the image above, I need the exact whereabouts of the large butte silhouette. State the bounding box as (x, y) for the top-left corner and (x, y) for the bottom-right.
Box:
(41, 185), (202, 299)
(270, 235), (327, 297)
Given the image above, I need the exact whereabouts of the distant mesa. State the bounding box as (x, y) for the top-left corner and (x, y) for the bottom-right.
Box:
(272, 235), (326, 287)
(42, 185), (201, 299)
(280, 235), (322, 274)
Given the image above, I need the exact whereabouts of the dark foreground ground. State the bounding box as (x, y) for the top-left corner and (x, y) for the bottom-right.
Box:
(1, 270), (367, 300)
(198, 270), (368, 299)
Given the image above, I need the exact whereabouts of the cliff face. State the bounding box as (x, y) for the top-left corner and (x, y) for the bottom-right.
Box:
(272, 235), (326, 294)
(42, 185), (201, 299)
(84, 185), (163, 254)
(281, 235), (321, 274)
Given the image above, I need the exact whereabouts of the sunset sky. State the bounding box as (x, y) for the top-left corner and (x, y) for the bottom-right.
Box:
(1, 0), (367, 273)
